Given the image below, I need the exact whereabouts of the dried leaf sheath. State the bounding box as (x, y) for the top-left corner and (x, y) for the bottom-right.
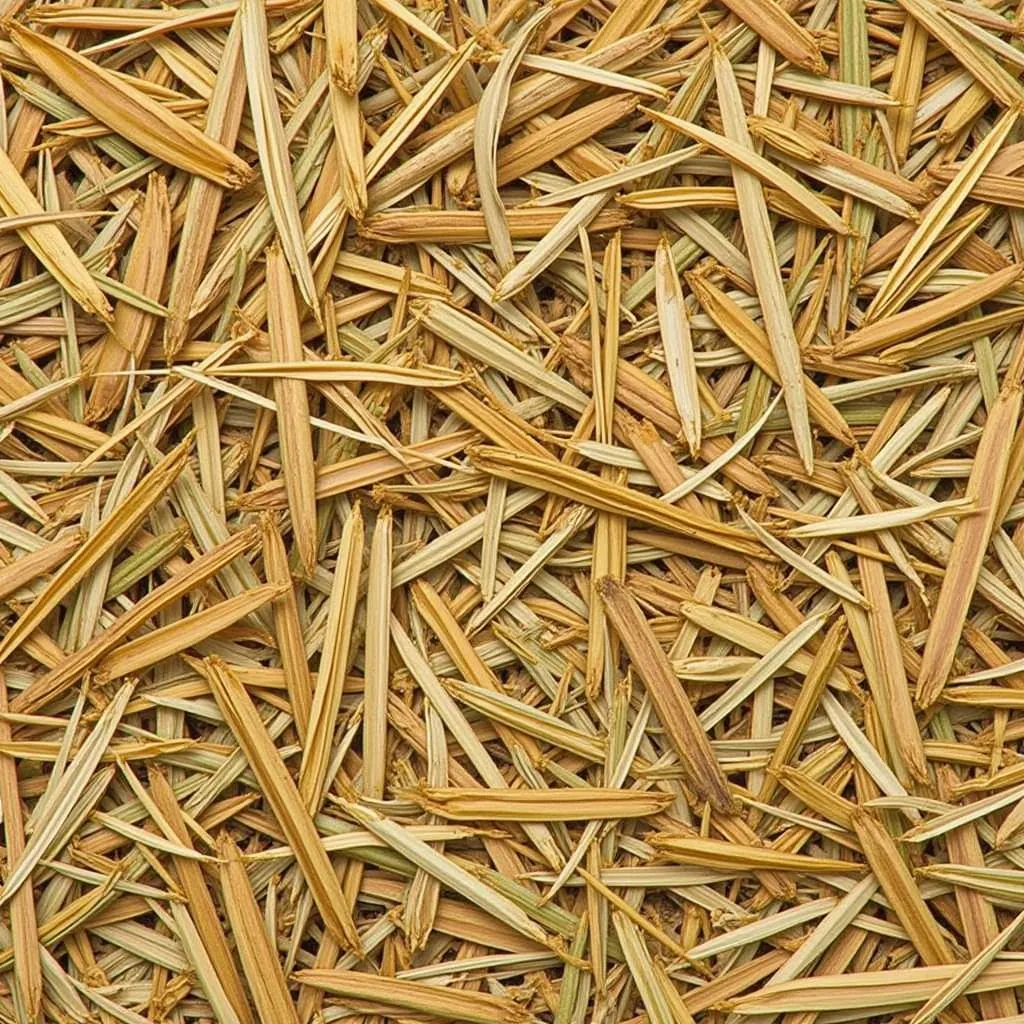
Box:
(858, 542), (928, 783)
(867, 106), (1020, 322)
(917, 345), (1024, 707)
(199, 657), (361, 953)
(164, 18), (247, 358)
(294, 969), (531, 1024)
(730, 961), (1024, 1014)
(96, 582), (286, 679)
(408, 787), (673, 821)
(149, 768), (254, 1024)
(851, 810), (955, 965)
(261, 513), (313, 739)
(7, 22), (251, 187)
(0, 683), (130, 905)
(472, 445), (765, 557)
(599, 577), (732, 812)
(0, 677), (41, 1024)
(11, 524), (261, 714)
(265, 242), (318, 574)
(686, 270), (855, 446)
(655, 237), (701, 455)
(710, 46), (815, 471)
(0, 436), (192, 665)
(219, 832), (301, 1024)
(324, 0), (366, 218)
(299, 504), (363, 812)
(362, 506), (391, 800)
(718, 0), (826, 72)
(85, 172), (171, 423)
(649, 834), (865, 874)
(474, 8), (551, 277)
(240, 0), (319, 314)
(0, 144), (111, 322)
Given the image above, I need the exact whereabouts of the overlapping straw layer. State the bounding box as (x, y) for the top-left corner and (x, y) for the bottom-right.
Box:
(3, 0), (1024, 1021)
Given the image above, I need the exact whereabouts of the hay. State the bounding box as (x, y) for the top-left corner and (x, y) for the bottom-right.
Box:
(1, 0), (1024, 1021)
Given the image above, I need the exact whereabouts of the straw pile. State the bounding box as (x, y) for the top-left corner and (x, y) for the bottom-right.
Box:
(3, 0), (1024, 1020)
